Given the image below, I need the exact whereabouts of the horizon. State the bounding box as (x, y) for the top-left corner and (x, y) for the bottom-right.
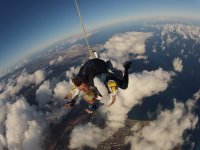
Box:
(1, 0), (200, 75)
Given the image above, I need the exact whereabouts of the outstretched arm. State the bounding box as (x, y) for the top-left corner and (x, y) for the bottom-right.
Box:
(93, 76), (110, 103)
(64, 98), (76, 109)
(108, 95), (116, 107)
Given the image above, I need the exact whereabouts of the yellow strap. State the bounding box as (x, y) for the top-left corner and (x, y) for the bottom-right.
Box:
(72, 84), (76, 91)
(111, 86), (117, 92)
(107, 80), (118, 93)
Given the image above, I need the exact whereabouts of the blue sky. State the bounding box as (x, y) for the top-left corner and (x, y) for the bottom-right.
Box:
(0, 0), (200, 73)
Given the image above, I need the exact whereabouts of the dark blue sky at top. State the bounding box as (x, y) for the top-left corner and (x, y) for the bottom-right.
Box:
(0, 0), (200, 72)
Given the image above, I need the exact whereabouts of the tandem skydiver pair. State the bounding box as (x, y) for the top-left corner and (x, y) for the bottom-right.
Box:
(64, 58), (132, 113)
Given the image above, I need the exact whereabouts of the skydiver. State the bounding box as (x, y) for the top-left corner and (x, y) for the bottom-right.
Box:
(64, 78), (119, 110)
(64, 58), (132, 108)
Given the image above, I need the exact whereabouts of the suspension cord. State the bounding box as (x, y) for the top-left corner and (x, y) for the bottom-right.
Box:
(74, 0), (94, 58)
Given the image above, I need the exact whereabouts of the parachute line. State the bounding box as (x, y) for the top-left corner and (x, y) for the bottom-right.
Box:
(74, 0), (95, 58)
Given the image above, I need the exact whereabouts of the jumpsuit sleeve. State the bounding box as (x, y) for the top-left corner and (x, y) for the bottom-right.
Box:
(93, 75), (110, 103)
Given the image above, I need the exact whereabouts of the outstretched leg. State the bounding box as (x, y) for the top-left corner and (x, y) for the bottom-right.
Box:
(118, 61), (132, 89)
(107, 61), (132, 90)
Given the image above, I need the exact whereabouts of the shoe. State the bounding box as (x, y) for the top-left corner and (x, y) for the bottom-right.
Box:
(123, 61), (132, 70)
(106, 60), (113, 69)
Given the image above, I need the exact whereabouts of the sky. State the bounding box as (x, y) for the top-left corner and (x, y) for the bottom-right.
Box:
(0, 0), (200, 74)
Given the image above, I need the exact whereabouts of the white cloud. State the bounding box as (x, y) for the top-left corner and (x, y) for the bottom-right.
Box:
(161, 24), (200, 43)
(6, 97), (44, 150)
(22, 121), (42, 150)
(135, 55), (147, 60)
(152, 45), (157, 53)
(181, 49), (184, 55)
(0, 105), (7, 149)
(66, 66), (80, 79)
(69, 68), (174, 149)
(16, 70), (45, 86)
(49, 56), (64, 66)
(125, 90), (200, 150)
(0, 70), (45, 99)
(103, 32), (153, 62)
(173, 57), (183, 72)
(53, 80), (69, 100)
(57, 56), (64, 63)
(49, 60), (56, 66)
(0, 83), (3, 91)
(166, 34), (177, 45)
(15, 58), (30, 70)
(0, 70), (46, 150)
(69, 123), (104, 148)
(36, 80), (52, 108)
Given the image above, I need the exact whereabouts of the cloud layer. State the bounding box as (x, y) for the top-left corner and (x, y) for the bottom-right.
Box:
(125, 90), (200, 150)
(0, 70), (46, 150)
(161, 24), (200, 43)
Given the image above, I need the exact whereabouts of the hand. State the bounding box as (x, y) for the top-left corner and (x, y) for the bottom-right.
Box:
(64, 95), (69, 99)
(108, 95), (116, 107)
(108, 103), (113, 107)
(64, 93), (72, 100)
(64, 102), (72, 109)
(85, 109), (93, 114)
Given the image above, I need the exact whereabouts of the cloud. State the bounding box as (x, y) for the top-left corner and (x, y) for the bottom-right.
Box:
(0, 83), (3, 92)
(125, 90), (200, 150)
(53, 80), (69, 100)
(36, 80), (52, 108)
(0, 70), (45, 100)
(103, 32), (153, 62)
(69, 68), (174, 149)
(49, 60), (56, 66)
(152, 45), (157, 53)
(5, 97), (45, 150)
(166, 34), (177, 45)
(173, 57), (183, 72)
(69, 123), (105, 148)
(135, 55), (147, 60)
(180, 49), (184, 55)
(22, 121), (43, 150)
(0, 70), (46, 150)
(49, 56), (64, 66)
(0, 105), (7, 149)
(15, 58), (30, 70)
(161, 24), (200, 43)
(66, 66), (80, 79)
(57, 56), (64, 63)
(16, 70), (45, 87)
(0, 67), (73, 149)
